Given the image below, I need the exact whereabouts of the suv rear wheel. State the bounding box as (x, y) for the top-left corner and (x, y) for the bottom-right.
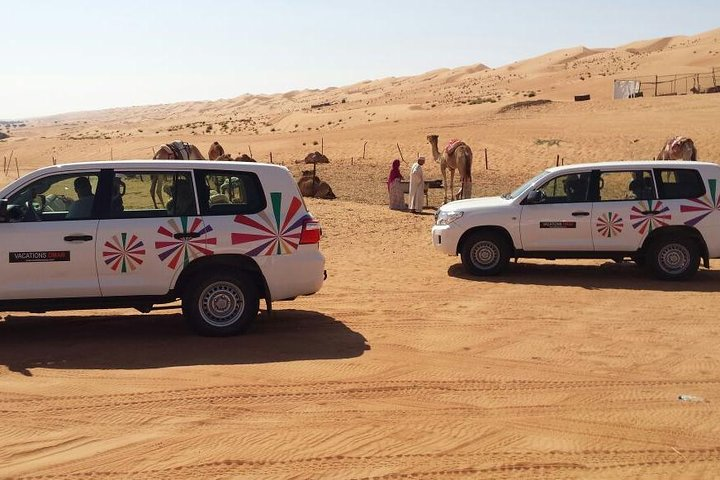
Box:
(460, 231), (510, 276)
(182, 273), (259, 336)
(648, 236), (700, 280)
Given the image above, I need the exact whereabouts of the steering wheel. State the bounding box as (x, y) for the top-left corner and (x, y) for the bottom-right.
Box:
(32, 194), (47, 212)
(24, 199), (42, 222)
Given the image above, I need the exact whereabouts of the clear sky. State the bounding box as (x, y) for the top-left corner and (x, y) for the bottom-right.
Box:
(2, 0), (719, 119)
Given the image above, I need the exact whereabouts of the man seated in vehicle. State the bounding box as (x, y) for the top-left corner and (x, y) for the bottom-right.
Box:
(166, 178), (195, 216)
(628, 172), (653, 200)
(66, 176), (95, 219)
(110, 177), (125, 214)
(564, 174), (588, 202)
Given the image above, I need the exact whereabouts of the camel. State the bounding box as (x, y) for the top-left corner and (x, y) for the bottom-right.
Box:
(297, 171), (336, 199)
(208, 141), (229, 160)
(152, 141), (205, 208)
(209, 142), (257, 162)
(427, 135), (473, 202)
(656, 136), (697, 161)
(234, 154), (257, 162)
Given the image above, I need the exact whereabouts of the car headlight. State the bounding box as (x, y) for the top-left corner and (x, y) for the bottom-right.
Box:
(435, 210), (463, 225)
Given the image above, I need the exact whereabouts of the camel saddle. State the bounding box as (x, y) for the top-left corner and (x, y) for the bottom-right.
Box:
(165, 141), (193, 160)
(445, 139), (464, 156)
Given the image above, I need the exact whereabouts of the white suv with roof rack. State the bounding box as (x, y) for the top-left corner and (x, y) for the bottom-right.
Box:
(0, 160), (325, 335)
(433, 160), (720, 280)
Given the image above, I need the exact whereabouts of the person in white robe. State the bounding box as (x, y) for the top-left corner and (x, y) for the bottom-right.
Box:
(408, 157), (426, 213)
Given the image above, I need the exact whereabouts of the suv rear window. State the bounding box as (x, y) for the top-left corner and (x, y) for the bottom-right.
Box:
(654, 169), (705, 200)
(195, 170), (266, 215)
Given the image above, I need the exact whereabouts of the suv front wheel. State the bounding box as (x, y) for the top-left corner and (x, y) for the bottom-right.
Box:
(460, 231), (511, 276)
(648, 236), (700, 280)
(182, 273), (259, 336)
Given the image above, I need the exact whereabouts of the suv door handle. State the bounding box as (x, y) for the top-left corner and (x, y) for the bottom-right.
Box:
(174, 232), (201, 240)
(64, 235), (93, 242)
(641, 210), (661, 215)
(571, 211), (590, 217)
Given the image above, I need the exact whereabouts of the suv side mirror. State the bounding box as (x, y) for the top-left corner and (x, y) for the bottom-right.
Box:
(525, 190), (545, 204)
(0, 199), (7, 223)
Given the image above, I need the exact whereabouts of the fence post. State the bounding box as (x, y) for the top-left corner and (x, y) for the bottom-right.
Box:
(654, 75), (658, 97)
(484, 148), (488, 170)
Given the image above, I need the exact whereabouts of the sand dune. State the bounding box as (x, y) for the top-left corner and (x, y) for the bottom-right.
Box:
(2, 28), (720, 478)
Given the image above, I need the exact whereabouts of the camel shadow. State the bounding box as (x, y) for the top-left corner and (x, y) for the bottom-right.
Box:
(0, 309), (369, 375)
(447, 261), (720, 292)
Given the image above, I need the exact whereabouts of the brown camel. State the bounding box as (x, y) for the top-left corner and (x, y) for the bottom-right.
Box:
(209, 142), (258, 162)
(152, 141), (205, 208)
(234, 154), (257, 162)
(297, 171), (336, 199)
(208, 141), (238, 161)
(656, 136), (697, 161)
(427, 135), (473, 202)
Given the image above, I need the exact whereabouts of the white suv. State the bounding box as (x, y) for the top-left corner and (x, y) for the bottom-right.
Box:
(433, 161), (720, 280)
(0, 160), (325, 335)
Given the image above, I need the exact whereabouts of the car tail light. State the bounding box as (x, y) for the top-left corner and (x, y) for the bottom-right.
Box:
(299, 217), (322, 244)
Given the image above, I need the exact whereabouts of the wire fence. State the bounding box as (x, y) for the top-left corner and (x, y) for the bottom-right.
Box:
(615, 68), (719, 98)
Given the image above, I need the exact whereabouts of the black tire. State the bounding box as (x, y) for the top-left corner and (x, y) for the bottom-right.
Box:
(182, 273), (259, 336)
(648, 236), (700, 280)
(460, 231), (511, 276)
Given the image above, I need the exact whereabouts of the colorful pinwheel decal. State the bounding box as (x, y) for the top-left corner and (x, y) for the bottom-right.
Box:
(681, 179), (720, 226)
(103, 233), (145, 272)
(630, 200), (671, 235)
(231, 192), (307, 256)
(596, 212), (623, 238)
(156, 217), (217, 269)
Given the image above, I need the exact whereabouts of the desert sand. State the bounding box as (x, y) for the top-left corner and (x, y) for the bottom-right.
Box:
(1, 29), (720, 478)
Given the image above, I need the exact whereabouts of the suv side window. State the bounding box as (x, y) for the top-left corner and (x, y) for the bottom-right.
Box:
(537, 172), (592, 203)
(195, 170), (266, 215)
(655, 169), (705, 199)
(6, 172), (100, 221)
(108, 171), (196, 218)
(597, 170), (655, 201)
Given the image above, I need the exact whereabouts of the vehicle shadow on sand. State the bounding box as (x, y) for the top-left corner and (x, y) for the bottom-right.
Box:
(447, 261), (720, 292)
(0, 309), (369, 375)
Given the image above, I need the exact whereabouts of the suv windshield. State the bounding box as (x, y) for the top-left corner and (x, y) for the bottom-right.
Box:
(503, 170), (548, 199)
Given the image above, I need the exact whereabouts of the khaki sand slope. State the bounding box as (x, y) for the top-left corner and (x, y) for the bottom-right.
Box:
(1, 29), (720, 478)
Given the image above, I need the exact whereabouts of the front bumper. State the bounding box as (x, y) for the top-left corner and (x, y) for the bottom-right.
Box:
(431, 224), (461, 256)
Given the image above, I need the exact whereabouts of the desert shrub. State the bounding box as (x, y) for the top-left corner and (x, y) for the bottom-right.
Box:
(497, 99), (552, 113)
(468, 97), (497, 105)
(535, 139), (562, 147)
